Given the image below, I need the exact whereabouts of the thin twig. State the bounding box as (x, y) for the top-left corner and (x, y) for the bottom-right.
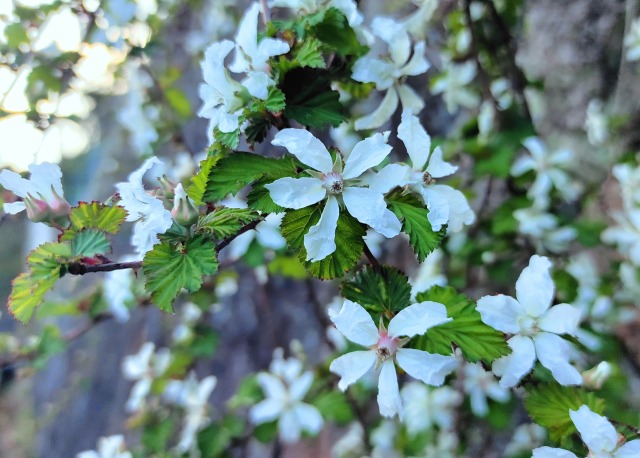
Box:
(362, 244), (380, 269)
(259, 0), (271, 26)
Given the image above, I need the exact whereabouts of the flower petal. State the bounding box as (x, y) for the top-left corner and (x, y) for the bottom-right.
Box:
(476, 294), (522, 334)
(377, 360), (403, 419)
(420, 185), (450, 232)
(365, 163), (412, 195)
(426, 146), (458, 178)
(616, 440), (640, 457)
(265, 177), (326, 209)
(257, 373), (287, 400)
(533, 332), (582, 386)
(395, 348), (457, 386)
(492, 335), (536, 388)
(538, 303), (581, 335)
(343, 187), (401, 238)
(354, 86), (399, 131)
(532, 447), (579, 458)
(400, 41), (430, 76)
(398, 109), (430, 170)
(329, 299), (379, 346)
(289, 371), (313, 402)
(278, 409), (302, 443)
(396, 83), (425, 114)
(304, 196), (339, 262)
(427, 184), (475, 232)
(272, 129), (333, 173)
(293, 402), (324, 436)
(388, 301), (452, 338)
(343, 132), (392, 180)
(249, 398), (285, 425)
(515, 255), (555, 317)
(329, 350), (377, 391)
(569, 405), (618, 453)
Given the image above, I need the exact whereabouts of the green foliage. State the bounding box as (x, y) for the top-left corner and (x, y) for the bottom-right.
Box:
(164, 87), (192, 118)
(142, 416), (174, 455)
(574, 219), (608, 248)
(267, 255), (307, 279)
(525, 384), (605, 443)
(280, 204), (365, 279)
(33, 325), (67, 369)
(265, 86), (286, 112)
(60, 202), (127, 241)
(309, 7), (367, 58)
(295, 37), (325, 68)
(143, 236), (219, 312)
(189, 156), (220, 205)
(214, 127), (241, 150)
(8, 242), (72, 324)
(227, 375), (263, 409)
(388, 191), (444, 262)
(197, 415), (245, 458)
(196, 207), (261, 239)
(244, 114), (272, 146)
(4, 23), (29, 47)
(202, 152), (297, 203)
(413, 286), (510, 362)
(341, 265), (411, 314)
(70, 229), (111, 258)
(311, 391), (353, 424)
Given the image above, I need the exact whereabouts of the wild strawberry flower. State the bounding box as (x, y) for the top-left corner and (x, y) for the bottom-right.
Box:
(601, 208), (640, 266)
(249, 350), (324, 443)
(477, 255), (583, 388)
(431, 59), (479, 113)
(269, 0), (363, 27)
(121, 342), (172, 412)
(368, 110), (475, 232)
(351, 17), (430, 130)
(533, 405), (640, 458)
(400, 382), (461, 436)
(462, 361), (510, 417)
(265, 128), (402, 262)
(76, 435), (132, 458)
(329, 299), (458, 419)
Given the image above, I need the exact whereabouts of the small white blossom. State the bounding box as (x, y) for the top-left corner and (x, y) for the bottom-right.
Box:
(410, 249), (447, 300)
(400, 382), (461, 435)
(462, 362), (510, 416)
(0, 162), (68, 216)
(533, 405), (640, 458)
(332, 422), (365, 458)
(514, 205), (576, 254)
(612, 163), (640, 211)
(329, 299), (458, 419)
(121, 342), (172, 412)
(602, 209), (640, 266)
(584, 99), (608, 146)
(624, 17), (640, 61)
(266, 128), (401, 261)
(503, 423), (546, 457)
(431, 60), (479, 113)
(477, 255), (582, 388)
(76, 435), (132, 458)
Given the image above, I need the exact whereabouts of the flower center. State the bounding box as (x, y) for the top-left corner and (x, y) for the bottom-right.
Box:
(423, 172), (435, 185)
(518, 315), (539, 336)
(322, 172), (344, 195)
(376, 331), (400, 362)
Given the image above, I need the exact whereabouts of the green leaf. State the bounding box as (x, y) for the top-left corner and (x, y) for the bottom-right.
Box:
(143, 236), (219, 312)
(388, 191), (444, 262)
(245, 114), (272, 146)
(310, 8), (368, 58)
(265, 86), (286, 112)
(282, 67), (346, 129)
(281, 204), (365, 279)
(8, 242), (71, 323)
(196, 207), (261, 239)
(189, 156), (221, 205)
(4, 23), (29, 47)
(525, 384), (605, 442)
(60, 202), (127, 241)
(267, 255), (307, 279)
(71, 229), (111, 258)
(33, 325), (67, 370)
(214, 127), (241, 150)
(142, 417), (174, 455)
(295, 37), (325, 68)
(246, 162), (299, 213)
(413, 286), (511, 362)
(165, 87), (192, 118)
(227, 375), (263, 409)
(311, 391), (353, 424)
(203, 152), (297, 203)
(341, 265), (411, 314)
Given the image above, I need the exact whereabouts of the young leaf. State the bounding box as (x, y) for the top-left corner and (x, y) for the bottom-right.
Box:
(388, 191), (444, 262)
(265, 86), (286, 112)
(189, 155), (221, 205)
(341, 265), (411, 314)
(143, 236), (219, 312)
(310, 8), (368, 58)
(295, 37), (325, 69)
(195, 207), (261, 239)
(412, 286), (511, 362)
(60, 202), (127, 241)
(70, 229), (111, 258)
(525, 384), (605, 443)
(213, 127), (241, 150)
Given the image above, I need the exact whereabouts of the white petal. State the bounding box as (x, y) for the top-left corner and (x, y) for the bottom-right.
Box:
(426, 146), (458, 178)
(231, 3), (259, 70)
(616, 440), (640, 457)
(304, 196), (339, 262)
(377, 360), (403, 419)
(532, 447), (579, 458)
(343, 132), (392, 180)
(354, 87), (399, 131)
(523, 137), (547, 161)
(242, 71), (273, 100)
(388, 301), (451, 338)
(343, 187), (401, 238)
(510, 155), (536, 176)
(533, 332), (582, 386)
(257, 38), (290, 59)
(476, 294), (522, 334)
(250, 398), (285, 424)
(257, 373), (287, 400)
(265, 177), (326, 209)
(538, 304), (581, 335)
(515, 255), (555, 317)
(398, 109), (430, 170)
(427, 184), (475, 231)
(396, 348), (457, 386)
(289, 371), (313, 401)
(365, 163), (412, 195)
(330, 299), (378, 346)
(3, 201), (26, 214)
(420, 185), (450, 232)
(400, 41), (430, 76)
(352, 55), (395, 89)
(396, 83), (425, 114)
(278, 409), (302, 443)
(569, 405), (618, 453)
(292, 403), (324, 435)
(272, 129), (333, 173)
(29, 162), (65, 200)
(492, 335), (536, 388)
(330, 351), (377, 391)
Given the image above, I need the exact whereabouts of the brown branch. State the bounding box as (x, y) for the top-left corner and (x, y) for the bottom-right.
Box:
(259, 0), (271, 26)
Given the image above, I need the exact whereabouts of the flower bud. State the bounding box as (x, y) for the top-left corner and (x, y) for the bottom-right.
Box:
(24, 193), (51, 223)
(48, 186), (71, 226)
(171, 184), (199, 227)
(582, 361), (612, 389)
(159, 175), (177, 199)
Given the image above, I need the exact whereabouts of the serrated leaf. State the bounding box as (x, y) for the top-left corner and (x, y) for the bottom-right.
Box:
(388, 191), (444, 262)
(341, 265), (411, 314)
(413, 286), (511, 362)
(265, 86), (286, 112)
(195, 207), (260, 239)
(245, 115), (272, 146)
(214, 127), (241, 150)
(71, 229), (111, 258)
(295, 37), (325, 68)
(143, 236), (219, 312)
(246, 164), (299, 213)
(189, 156), (221, 205)
(60, 202), (127, 241)
(203, 152), (297, 203)
(310, 8), (368, 58)
(525, 384), (605, 442)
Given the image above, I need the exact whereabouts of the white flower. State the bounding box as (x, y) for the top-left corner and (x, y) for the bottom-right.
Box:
(269, 0), (363, 27)
(229, 3), (290, 100)
(423, 429), (459, 458)
(368, 110), (475, 232)
(602, 209), (640, 265)
(410, 249), (447, 300)
(510, 137), (580, 208)
(624, 17), (640, 61)
(612, 163), (640, 211)
(332, 422), (365, 458)
(121, 342), (172, 412)
(584, 99), (608, 146)
(514, 206), (576, 254)
(0, 162), (66, 215)
(400, 382), (461, 435)
(103, 255), (138, 322)
(164, 373), (217, 453)
(503, 423), (546, 457)
(462, 362), (510, 416)
(533, 405), (640, 458)
(249, 352), (324, 443)
(352, 17), (430, 130)
(477, 255), (582, 388)
(431, 60), (479, 113)
(370, 420), (399, 457)
(115, 157), (173, 259)
(265, 128), (401, 261)
(76, 435), (132, 458)
(329, 299), (458, 419)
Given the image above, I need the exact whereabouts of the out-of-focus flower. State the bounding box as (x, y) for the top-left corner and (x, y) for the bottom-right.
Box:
(582, 361), (613, 389)
(400, 382), (461, 435)
(462, 362), (510, 416)
(503, 423), (546, 457)
(122, 342), (171, 412)
(431, 60), (479, 113)
(76, 435), (132, 458)
(584, 99), (608, 146)
(602, 209), (640, 266)
(624, 17), (640, 61)
(514, 206), (576, 254)
(410, 249), (447, 300)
